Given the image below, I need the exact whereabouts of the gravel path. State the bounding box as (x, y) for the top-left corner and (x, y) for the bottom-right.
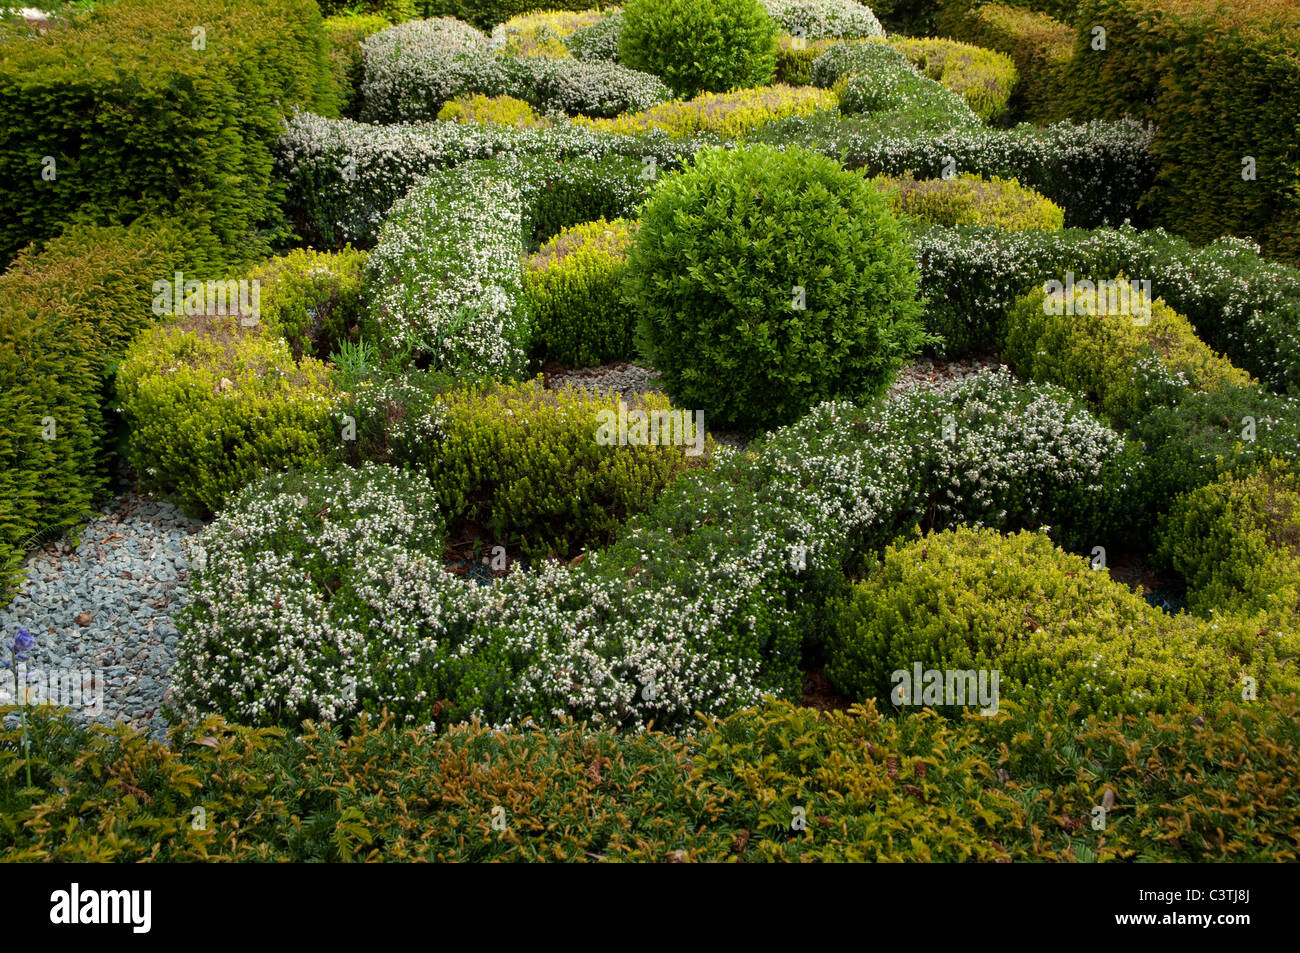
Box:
(0, 494), (203, 740)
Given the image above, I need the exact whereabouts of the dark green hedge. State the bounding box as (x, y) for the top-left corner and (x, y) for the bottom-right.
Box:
(1062, 0), (1300, 266)
(0, 218), (226, 603)
(0, 0), (334, 265)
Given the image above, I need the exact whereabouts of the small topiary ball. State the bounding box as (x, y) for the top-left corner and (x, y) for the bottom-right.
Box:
(618, 0), (778, 99)
(626, 144), (929, 433)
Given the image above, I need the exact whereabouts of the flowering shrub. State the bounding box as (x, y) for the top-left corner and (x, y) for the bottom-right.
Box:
(627, 144), (929, 432)
(359, 17), (497, 122)
(619, 0), (777, 98)
(762, 0), (885, 39)
(116, 315), (336, 516)
(567, 9), (623, 61)
(494, 9), (606, 57)
(504, 55), (671, 117)
(173, 370), (1143, 729)
(524, 217), (637, 365)
(829, 526), (1248, 718)
(774, 35), (838, 85)
(276, 112), (698, 248)
(363, 161), (530, 380)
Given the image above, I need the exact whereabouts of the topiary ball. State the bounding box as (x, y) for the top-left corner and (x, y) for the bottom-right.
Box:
(618, 0), (778, 99)
(626, 144), (929, 433)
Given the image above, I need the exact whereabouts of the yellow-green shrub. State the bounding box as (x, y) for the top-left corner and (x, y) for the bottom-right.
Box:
(424, 377), (709, 558)
(827, 527), (1248, 717)
(875, 173), (1064, 231)
(1002, 280), (1254, 429)
(775, 35), (837, 86)
(116, 315), (335, 516)
(437, 93), (552, 128)
(889, 35), (1017, 123)
(524, 218), (636, 366)
(1157, 461), (1300, 625)
(246, 247), (368, 360)
(498, 9), (608, 57)
(571, 84), (835, 138)
(324, 14), (390, 115)
(939, 2), (1073, 123)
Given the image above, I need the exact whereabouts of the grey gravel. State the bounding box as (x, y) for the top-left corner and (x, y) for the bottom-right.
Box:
(0, 493), (204, 740)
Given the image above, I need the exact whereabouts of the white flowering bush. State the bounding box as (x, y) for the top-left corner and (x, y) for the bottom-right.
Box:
(567, 9), (623, 61)
(276, 111), (700, 248)
(364, 161), (530, 379)
(172, 367), (1143, 731)
(504, 56), (670, 118)
(762, 0), (885, 39)
(359, 17), (502, 122)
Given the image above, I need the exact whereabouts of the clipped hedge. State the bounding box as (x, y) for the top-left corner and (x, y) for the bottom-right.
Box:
(246, 247), (369, 361)
(875, 173), (1063, 231)
(9, 696), (1298, 861)
(939, 2), (1074, 123)
(0, 217), (226, 603)
(1063, 0), (1300, 265)
(828, 527), (1256, 717)
(494, 9), (607, 57)
(572, 84), (836, 138)
(415, 1), (613, 32)
(912, 224), (1300, 387)
(0, 0), (334, 264)
(524, 218), (637, 366)
(438, 93), (551, 128)
(324, 13), (391, 117)
(116, 314), (336, 517)
(889, 35), (1018, 124)
(1157, 460), (1300, 625)
(775, 35), (837, 85)
(761, 0), (885, 38)
(1002, 281), (1253, 429)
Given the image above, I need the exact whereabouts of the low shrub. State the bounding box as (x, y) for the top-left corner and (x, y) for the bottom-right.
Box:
(911, 224), (1300, 391)
(438, 93), (551, 128)
(494, 9), (607, 57)
(626, 144), (929, 432)
(318, 0), (416, 21)
(503, 56), (671, 117)
(875, 173), (1064, 231)
(324, 14), (391, 116)
(116, 315), (335, 516)
(415, 1), (613, 32)
(572, 84), (836, 138)
(246, 247), (368, 361)
(837, 56), (981, 131)
(1157, 461), (1300, 623)
(566, 9), (624, 61)
(761, 0), (885, 38)
(827, 527), (1244, 717)
(423, 378), (709, 559)
(523, 218), (637, 365)
(1002, 281), (1253, 429)
(774, 35), (838, 86)
(358, 16), (498, 122)
(889, 36), (1018, 124)
(363, 161), (529, 379)
(618, 0), (777, 98)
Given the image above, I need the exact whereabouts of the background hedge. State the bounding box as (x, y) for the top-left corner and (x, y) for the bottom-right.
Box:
(1062, 0), (1300, 265)
(0, 0), (334, 265)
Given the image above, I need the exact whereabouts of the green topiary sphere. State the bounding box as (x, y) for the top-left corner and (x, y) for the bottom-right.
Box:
(618, 0), (778, 99)
(626, 144), (929, 432)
